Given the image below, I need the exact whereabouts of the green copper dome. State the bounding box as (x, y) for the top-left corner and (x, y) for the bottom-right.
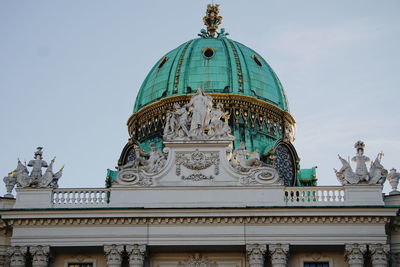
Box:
(133, 37), (289, 112)
(120, 5), (301, 186)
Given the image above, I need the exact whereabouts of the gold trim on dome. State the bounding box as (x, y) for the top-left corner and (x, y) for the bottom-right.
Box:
(127, 94), (295, 140)
(173, 40), (193, 93)
(227, 39), (244, 91)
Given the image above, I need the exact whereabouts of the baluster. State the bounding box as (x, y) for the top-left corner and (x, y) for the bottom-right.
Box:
(76, 191), (81, 204)
(94, 191), (99, 203)
(313, 190), (318, 202)
(82, 191), (87, 204)
(72, 191), (76, 204)
(89, 191), (93, 203)
(52, 192), (56, 204)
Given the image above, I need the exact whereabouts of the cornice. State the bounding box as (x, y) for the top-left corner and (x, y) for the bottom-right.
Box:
(4, 216), (389, 227)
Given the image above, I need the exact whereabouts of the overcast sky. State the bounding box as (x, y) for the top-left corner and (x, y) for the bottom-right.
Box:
(0, 0), (399, 195)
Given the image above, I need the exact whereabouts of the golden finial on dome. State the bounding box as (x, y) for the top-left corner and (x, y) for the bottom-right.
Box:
(203, 4), (223, 38)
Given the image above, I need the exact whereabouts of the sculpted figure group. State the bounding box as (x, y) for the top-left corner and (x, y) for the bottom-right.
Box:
(119, 143), (166, 174)
(164, 88), (232, 141)
(230, 142), (264, 171)
(334, 141), (388, 185)
(116, 142), (167, 186)
(3, 147), (63, 197)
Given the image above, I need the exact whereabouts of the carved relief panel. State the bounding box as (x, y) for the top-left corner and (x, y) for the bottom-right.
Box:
(176, 150), (220, 181)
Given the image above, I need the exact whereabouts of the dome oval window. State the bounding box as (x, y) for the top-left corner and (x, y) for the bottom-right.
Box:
(252, 55), (263, 67)
(158, 57), (169, 69)
(203, 47), (215, 59)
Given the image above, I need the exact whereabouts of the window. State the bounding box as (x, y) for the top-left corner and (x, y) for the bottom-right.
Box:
(252, 54), (262, 66)
(203, 47), (215, 59)
(68, 264), (93, 267)
(304, 263), (329, 267)
(158, 57), (169, 68)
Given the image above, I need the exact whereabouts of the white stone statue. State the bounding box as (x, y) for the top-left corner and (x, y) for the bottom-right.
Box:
(334, 141), (388, 185)
(186, 88), (213, 137)
(28, 147), (48, 181)
(3, 147), (63, 194)
(163, 88), (232, 141)
(145, 143), (166, 173)
(116, 143), (166, 186)
(164, 103), (189, 139)
(119, 146), (148, 171)
(230, 142), (263, 171)
(388, 168), (400, 195)
(352, 141), (370, 181)
(208, 103), (231, 139)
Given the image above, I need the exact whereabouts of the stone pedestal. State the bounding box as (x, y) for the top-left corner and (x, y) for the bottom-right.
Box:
(104, 245), (124, 267)
(345, 244), (367, 267)
(14, 188), (53, 209)
(369, 244), (390, 267)
(126, 244), (146, 267)
(7, 246), (27, 267)
(31, 246), (50, 267)
(246, 244), (267, 267)
(269, 244), (289, 267)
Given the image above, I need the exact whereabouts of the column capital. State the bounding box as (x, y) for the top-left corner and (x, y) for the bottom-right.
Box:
(126, 244), (146, 267)
(369, 244), (390, 267)
(345, 244), (367, 267)
(7, 246), (28, 267)
(269, 244), (289, 267)
(104, 245), (124, 267)
(246, 244), (267, 267)
(246, 244), (267, 255)
(31, 246), (50, 267)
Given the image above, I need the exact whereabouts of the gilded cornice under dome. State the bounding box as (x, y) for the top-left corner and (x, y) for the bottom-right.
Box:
(127, 93), (295, 140)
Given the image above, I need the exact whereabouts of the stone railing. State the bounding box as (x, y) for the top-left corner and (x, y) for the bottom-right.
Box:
(284, 186), (346, 206)
(13, 185), (384, 209)
(52, 188), (110, 207)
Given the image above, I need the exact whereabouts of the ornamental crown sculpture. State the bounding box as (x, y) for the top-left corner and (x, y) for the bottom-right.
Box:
(3, 147), (64, 197)
(334, 141), (388, 185)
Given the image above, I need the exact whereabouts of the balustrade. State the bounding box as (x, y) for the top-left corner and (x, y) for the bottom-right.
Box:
(284, 186), (345, 205)
(52, 188), (109, 207)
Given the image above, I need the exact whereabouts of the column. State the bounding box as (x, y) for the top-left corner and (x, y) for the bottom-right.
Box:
(369, 244), (390, 267)
(126, 244), (146, 267)
(31, 246), (50, 267)
(345, 244), (367, 267)
(0, 245), (7, 267)
(246, 244), (267, 267)
(391, 252), (400, 267)
(7, 246), (27, 267)
(104, 245), (124, 267)
(269, 244), (289, 267)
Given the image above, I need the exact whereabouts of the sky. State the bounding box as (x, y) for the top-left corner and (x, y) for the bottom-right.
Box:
(0, 0), (399, 195)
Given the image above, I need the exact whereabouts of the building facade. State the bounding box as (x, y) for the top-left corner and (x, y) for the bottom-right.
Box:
(1, 4), (400, 267)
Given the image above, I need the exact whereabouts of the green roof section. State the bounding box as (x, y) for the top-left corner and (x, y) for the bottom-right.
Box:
(133, 37), (289, 112)
(297, 167), (318, 186)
